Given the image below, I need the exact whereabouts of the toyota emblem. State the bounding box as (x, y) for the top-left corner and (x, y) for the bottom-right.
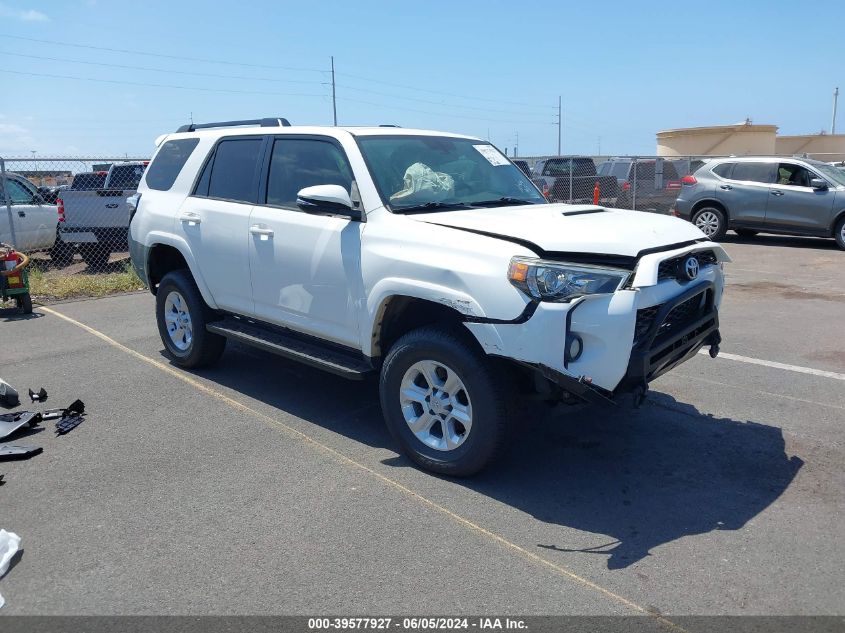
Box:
(684, 256), (700, 281)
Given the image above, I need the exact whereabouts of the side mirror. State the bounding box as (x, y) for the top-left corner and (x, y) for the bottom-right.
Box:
(296, 185), (361, 220)
(810, 178), (828, 190)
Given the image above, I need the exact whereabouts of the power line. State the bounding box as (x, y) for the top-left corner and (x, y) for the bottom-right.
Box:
(0, 33), (327, 73)
(336, 71), (555, 110)
(0, 51), (325, 85)
(0, 68), (329, 98)
(334, 83), (554, 118)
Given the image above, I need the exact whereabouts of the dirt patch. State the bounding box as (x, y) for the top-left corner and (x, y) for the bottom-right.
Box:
(729, 281), (845, 303)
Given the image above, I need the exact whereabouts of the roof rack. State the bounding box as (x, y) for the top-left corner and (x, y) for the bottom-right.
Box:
(379, 124), (401, 128)
(176, 118), (291, 133)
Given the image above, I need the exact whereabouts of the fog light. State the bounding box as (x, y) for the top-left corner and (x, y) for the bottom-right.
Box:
(565, 334), (583, 363)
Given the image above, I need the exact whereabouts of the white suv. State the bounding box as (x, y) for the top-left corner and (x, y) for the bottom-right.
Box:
(129, 118), (729, 476)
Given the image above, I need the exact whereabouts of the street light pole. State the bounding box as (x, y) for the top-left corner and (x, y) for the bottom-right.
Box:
(833, 87), (839, 135)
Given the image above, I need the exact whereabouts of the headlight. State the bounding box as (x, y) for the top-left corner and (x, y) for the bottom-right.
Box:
(507, 256), (630, 302)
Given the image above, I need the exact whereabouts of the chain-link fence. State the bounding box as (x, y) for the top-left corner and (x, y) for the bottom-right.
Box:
(1, 156), (149, 275)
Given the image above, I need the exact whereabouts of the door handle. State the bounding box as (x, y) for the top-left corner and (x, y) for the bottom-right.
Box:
(105, 203), (119, 209)
(17, 210), (25, 217)
(179, 212), (202, 226)
(719, 184), (732, 190)
(771, 190), (785, 196)
(249, 225), (274, 238)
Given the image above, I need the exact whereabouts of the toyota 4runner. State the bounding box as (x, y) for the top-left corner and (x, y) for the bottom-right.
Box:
(129, 118), (729, 476)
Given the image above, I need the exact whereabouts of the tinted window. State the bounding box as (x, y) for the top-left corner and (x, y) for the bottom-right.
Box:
(5, 179), (35, 204)
(542, 158), (595, 177)
(72, 172), (107, 190)
(605, 161), (631, 179)
(662, 162), (680, 180)
(712, 162), (734, 178)
(731, 162), (774, 184)
(207, 138), (262, 203)
(266, 139), (353, 208)
(193, 154), (213, 197)
(109, 164), (146, 189)
(146, 139), (199, 191)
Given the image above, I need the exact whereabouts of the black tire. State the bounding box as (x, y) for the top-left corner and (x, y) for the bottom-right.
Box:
(379, 326), (512, 477)
(80, 246), (112, 270)
(691, 206), (727, 240)
(834, 215), (845, 251)
(156, 269), (226, 368)
(735, 229), (759, 238)
(16, 293), (32, 314)
(49, 240), (75, 267)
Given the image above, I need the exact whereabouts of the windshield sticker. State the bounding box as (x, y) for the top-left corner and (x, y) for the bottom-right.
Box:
(473, 144), (510, 166)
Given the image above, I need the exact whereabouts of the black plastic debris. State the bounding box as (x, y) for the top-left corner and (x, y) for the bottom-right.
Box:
(28, 387), (48, 403)
(0, 443), (43, 459)
(55, 413), (84, 436)
(43, 399), (85, 421)
(0, 411), (42, 440)
(0, 378), (19, 408)
(0, 474), (4, 485)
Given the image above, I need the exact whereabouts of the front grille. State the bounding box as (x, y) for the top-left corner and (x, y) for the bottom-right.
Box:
(634, 289), (712, 347)
(657, 249), (718, 281)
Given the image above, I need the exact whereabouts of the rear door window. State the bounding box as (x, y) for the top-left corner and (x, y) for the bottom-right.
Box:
(205, 138), (263, 203)
(731, 162), (775, 184)
(145, 139), (200, 191)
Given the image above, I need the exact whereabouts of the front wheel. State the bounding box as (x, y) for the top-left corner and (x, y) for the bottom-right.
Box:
(692, 206), (727, 240)
(379, 326), (511, 477)
(16, 293), (32, 314)
(834, 216), (845, 250)
(156, 269), (226, 368)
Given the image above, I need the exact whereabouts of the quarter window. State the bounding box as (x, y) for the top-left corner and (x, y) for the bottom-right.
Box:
(205, 138), (263, 203)
(266, 138), (353, 208)
(731, 162), (775, 184)
(712, 162), (734, 178)
(146, 139), (200, 191)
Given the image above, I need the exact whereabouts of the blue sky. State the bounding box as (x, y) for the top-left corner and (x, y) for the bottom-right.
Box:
(1, 0), (843, 158)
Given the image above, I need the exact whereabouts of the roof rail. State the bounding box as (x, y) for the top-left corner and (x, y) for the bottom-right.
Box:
(379, 124), (401, 128)
(176, 118), (291, 133)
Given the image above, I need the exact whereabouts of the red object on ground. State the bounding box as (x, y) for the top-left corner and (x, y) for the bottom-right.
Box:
(593, 181), (600, 205)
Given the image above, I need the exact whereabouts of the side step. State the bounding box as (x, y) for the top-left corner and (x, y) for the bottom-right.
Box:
(207, 317), (374, 380)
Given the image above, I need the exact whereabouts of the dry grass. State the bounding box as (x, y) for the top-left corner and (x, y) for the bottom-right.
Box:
(26, 261), (146, 302)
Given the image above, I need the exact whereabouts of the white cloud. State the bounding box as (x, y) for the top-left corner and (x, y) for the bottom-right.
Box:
(0, 3), (49, 21)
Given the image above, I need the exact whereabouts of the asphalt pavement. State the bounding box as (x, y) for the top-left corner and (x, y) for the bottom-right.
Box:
(0, 234), (843, 617)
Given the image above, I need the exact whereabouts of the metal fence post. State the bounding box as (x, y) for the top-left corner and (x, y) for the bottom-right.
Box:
(568, 157), (573, 203)
(631, 156), (638, 211)
(0, 157), (17, 248)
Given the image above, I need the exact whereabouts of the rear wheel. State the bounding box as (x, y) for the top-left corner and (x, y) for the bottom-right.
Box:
(734, 229), (759, 238)
(379, 326), (512, 476)
(692, 206), (727, 240)
(15, 293), (32, 314)
(156, 269), (226, 368)
(80, 246), (112, 270)
(49, 240), (75, 267)
(834, 216), (845, 250)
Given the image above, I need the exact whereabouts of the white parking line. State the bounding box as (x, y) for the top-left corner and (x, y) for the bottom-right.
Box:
(699, 349), (845, 381)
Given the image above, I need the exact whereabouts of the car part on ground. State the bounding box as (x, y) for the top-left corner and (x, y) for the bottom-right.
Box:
(0, 443), (43, 460)
(0, 379), (20, 408)
(0, 411), (41, 440)
(28, 387), (47, 403)
(42, 399), (85, 421)
(55, 411), (85, 435)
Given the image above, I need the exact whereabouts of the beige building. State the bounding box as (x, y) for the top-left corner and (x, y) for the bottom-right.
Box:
(656, 121), (845, 161)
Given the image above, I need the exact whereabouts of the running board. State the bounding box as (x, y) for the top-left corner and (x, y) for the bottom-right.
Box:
(207, 317), (374, 380)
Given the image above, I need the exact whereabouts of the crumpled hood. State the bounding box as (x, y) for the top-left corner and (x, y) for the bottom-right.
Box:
(411, 204), (706, 257)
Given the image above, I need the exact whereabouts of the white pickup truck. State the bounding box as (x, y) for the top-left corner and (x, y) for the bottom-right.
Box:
(55, 161), (147, 267)
(130, 119), (729, 476)
(1, 172), (58, 252)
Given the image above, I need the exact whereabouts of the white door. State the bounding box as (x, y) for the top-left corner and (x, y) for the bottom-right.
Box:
(248, 136), (363, 348)
(174, 137), (264, 314)
(1, 176), (56, 251)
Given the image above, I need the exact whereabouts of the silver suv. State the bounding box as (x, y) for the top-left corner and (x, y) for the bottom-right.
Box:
(673, 156), (845, 249)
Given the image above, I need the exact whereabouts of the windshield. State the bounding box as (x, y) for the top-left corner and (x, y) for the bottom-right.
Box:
(812, 162), (845, 187)
(357, 136), (546, 212)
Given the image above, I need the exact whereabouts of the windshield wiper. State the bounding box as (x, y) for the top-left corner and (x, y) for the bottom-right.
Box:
(469, 197), (539, 207)
(393, 201), (473, 214)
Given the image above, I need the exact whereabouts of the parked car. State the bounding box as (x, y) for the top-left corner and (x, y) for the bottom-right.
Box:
(597, 158), (682, 213)
(0, 173), (58, 252)
(130, 118), (728, 476)
(673, 156), (845, 249)
(55, 161), (148, 267)
(531, 157), (618, 203)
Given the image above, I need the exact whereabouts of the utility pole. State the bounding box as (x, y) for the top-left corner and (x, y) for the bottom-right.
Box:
(31, 150), (38, 185)
(514, 131), (519, 157)
(557, 96), (562, 155)
(331, 56), (337, 126)
(832, 87), (839, 135)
